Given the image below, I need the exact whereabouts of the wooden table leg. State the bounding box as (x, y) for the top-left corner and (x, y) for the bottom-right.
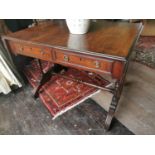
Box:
(104, 84), (119, 130)
(104, 61), (129, 130)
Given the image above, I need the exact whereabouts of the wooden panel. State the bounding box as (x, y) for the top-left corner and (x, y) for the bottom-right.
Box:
(112, 61), (124, 80)
(8, 41), (125, 80)
(8, 41), (52, 61)
(54, 48), (114, 74)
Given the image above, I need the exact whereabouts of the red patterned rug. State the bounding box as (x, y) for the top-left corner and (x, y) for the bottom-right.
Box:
(24, 59), (110, 119)
(134, 36), (155, 68)
(136, 36), (155, 51)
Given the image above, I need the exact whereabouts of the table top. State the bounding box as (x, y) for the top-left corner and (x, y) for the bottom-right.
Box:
(3, 20), (143, 60)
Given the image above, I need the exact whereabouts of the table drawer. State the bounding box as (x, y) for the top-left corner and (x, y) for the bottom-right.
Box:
(9, 42), (52, 61)
(54, 49), (113, 74)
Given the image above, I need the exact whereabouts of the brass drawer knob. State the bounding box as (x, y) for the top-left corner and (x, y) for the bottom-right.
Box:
(94, 61), (100, 68)
(64, 55), (69, 62)
(19, 46), (24, 52)
(41, 49), (45, 55)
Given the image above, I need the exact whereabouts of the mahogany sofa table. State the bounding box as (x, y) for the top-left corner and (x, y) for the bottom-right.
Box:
(2, 20), (143, 130)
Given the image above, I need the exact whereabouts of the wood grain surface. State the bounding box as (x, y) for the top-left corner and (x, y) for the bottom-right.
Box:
(2, 20), (143, 59)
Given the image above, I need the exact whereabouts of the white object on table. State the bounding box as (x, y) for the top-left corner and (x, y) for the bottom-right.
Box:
(66, 19), (90, 34)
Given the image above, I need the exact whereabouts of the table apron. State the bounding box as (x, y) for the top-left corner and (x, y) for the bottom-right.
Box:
(6, 40), (126, 80)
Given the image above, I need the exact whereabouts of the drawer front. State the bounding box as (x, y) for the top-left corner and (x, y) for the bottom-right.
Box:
(54, 49), (113, 74)
(8, 42), (52, 61)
